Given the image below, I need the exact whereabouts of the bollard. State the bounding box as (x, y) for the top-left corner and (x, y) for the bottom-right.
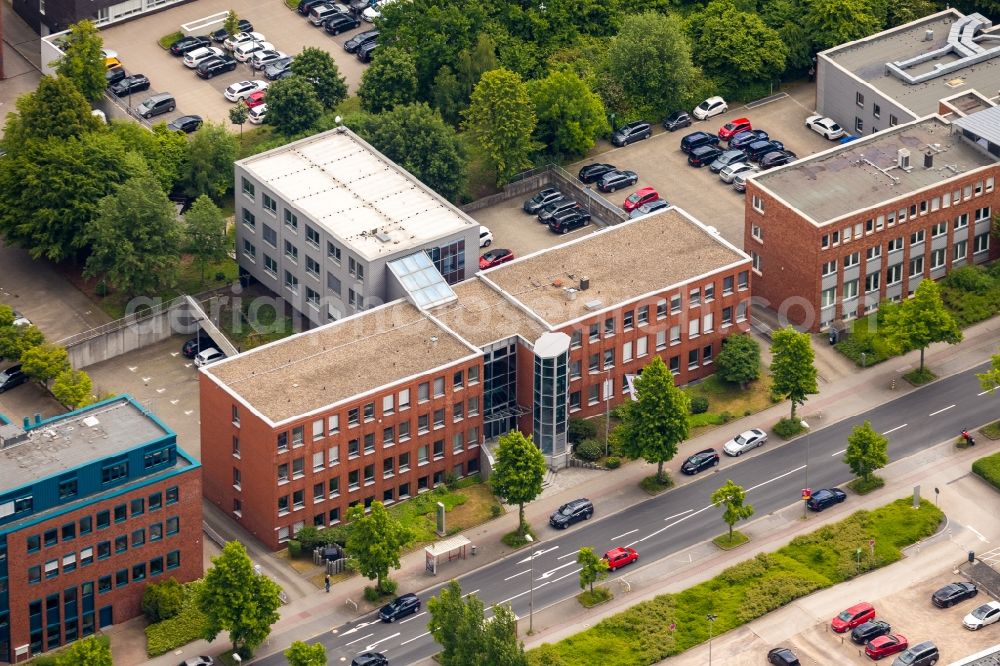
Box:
(969, 551), (976, 564)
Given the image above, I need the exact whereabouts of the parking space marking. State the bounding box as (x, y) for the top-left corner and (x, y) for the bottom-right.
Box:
(968, 526), (989, 543)
(128, 366), (137, 372)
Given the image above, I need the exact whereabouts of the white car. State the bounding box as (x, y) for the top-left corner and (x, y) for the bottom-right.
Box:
(101, 48), (118, 59)
(693, 96), (728, 120)
(362, 0), (397, 21)
(234, 40), (274, 62)
(11, 310), (31, 327)
(723, 428), (768, 456)
(184, 47), (224, 68)
(964, 601), (1000, 630)
(194, 347), (226, 367)
(719, 162), (758, 184)
(224, 80), (269, 102)
(248, 104), (268, 125)
(479, 226), (493, 248)
(223, 31), (265, 51)
(805, 114), (846, 140)
(250, 50), (288, 71)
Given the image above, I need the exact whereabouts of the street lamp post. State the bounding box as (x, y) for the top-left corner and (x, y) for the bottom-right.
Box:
(525, 534), (536, 634)
(800, 420), (810, 516)
(604, 369), (611, 457)
(707, 613), (717, 665)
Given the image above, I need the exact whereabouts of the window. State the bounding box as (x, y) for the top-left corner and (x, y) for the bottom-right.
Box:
(930, 248), (946, 270)
(570, 330), (582, 348)
(856, 91), (864, 107)
(150, 523), (163, 542)
(364, 433), (375, 454)
(399, 452), (411, 472)
(737, 300), (748, 322)
(278, 495), (290, 514)
(873, 103), (880, 118)
(348, 439), (360, 459)
(277, 432), (289, 451)
(910, 230), (925, 245)
(670, 324), (681, 344)
(688, 348), (699, 370)
(974, 232), (990, 255)
(150, 557), (164, 577)
(102, 460), (128, 485)
(418, 414), (429, 434)
(433, 440), (444, 460)
(328, 414), (340, 435)
(453, 402), (464, 421)
(623, 341), (633, 363)
(588, 322), (599, 342)
(115, 569), (129, 588)
(688, 318), (699, 338)
(570, 391), (581, 411)
(292, 457), (305, 478)
(327, 241), (342, 264)
(383, 426), (395, 445)
(887, 237), (904, 252)
(114, 504), (126, 523)
(886, 263), (902, 285)
(821, 260), (837, 277)
(822, 234), (830, 249)
(284, 271), (299, 293)
(166, 486), (179, 504)
(855, 117), (863, 133)
(975, 207), (991, 223)
(669, 355), (680, 375)
(671, 294), (681, 313)
(241, 208), (256, 231)
(284, 240), (298, 263)
(589, 353), (599, 373)
(738, 271), (749, 290)
(623, 310), (634, 330)
(723, 276), (733, 295)
(821, 287), (836, 308)
(263, 224), (277, 247)
(722, 306), (733, 326)
(603, 348), (614, 369)
(751, 251), (761, 272)
(115, 536), (127, 554)
(418, 382), (430, 402)
(27, 534), (40, 553)
(867, 244), (882, 260)
(242, 239), (256, 261)
(306, 256), (320, 278)
(751, 223), (762, 240)
(132, 529), (145, 548)
(468, 396), (479, 416)
(434, 408), (445, 428)
(656, 299), (667, 319)
(637, 336), (648, 357)
(167, 551), (181, 570)
(293, 489), (304, 508)
(63, 552), (76, 572)
(932, 221), (947, 238)
(703, 344), (713, 364)
(570, 359), (582, 379)
(909, 255), (924, 278)
(689, 288), (701, 307)
(844, 252), (859, 269)
(305, 225), (320, 248)
(751, 195), (764, 213)
(132, 563), (146, 582)
(284, 208), (298, 230)
(704, 283), (714, 302)
(604, 316), (616, 336)
(865, 271), (880, 293)
(98, 575), (111, 594)
(954, 240), (967, 261)
(44, 529), (57, 547)
(842, 226), (852, 243)
(97, 511), (110, 530)
(418, 445), (429, 464)
(241, 177), (255, 199)
(843, 279), (859, 300)
(399, 388), (411, 409)
(433, 376), (445, 397)
(58, 477), (78, 500)
(587, 384), (599, 405)
(889, 114), (898, 126)
(399, 420), (411, 440)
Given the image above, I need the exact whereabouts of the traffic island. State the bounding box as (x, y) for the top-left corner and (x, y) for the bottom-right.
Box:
(577, 586), (613, 608)
(712, 530), (749, 550)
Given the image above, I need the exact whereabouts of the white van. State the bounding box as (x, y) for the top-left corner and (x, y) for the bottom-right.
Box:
(194, 347), (226, 367)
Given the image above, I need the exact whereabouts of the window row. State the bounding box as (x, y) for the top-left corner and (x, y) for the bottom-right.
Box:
(96, 551), (182, 593)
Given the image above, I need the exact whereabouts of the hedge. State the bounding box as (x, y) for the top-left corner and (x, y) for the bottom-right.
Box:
(972, 451), (1000, 491)
(145, 581), (209, 657)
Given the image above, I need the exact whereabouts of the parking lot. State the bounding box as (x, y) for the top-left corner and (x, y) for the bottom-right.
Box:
(98, 0), (371, 129)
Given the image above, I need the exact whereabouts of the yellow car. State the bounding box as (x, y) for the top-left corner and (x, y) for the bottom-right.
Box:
(105, 57), (122, 70)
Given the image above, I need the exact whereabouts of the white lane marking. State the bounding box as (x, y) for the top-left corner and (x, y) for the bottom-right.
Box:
(399, 612), (426, 624)
(968, 526), (989, 543)
(365, 632), (400, 651)
(539, 561), (578, 579)
(640, 504), (715, 542)
(400, 631), (430, 646)
(463, 589), (480, 598)
(344, 633), (373, 646)
(882, 424), (908, 435)
(745, 464), (807, 493)
(663, 509), (694, 522)
(612, 528), (638, 540)
(516, 546), (558, 564)
(341, 621), (380, 636)
(548, 568), (581, 584)
(832, 449), (846, 457)
(928, 404), (955, 417)
(980, 390), (996, 397)
(556, 551), (578, 560)
(504, 569), (531, 581)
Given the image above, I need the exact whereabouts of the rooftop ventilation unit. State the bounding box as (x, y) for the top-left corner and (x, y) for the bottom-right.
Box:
(376, 232), (392, 243)
(924, 29), (934, 41)
(924, 151), (934, 168)
(584, 299), (603, 311)
(564, 288), (577, 301)
(0, 424), (28, 449)
(579, 276), (590, 291)
(897, 148), (910, 168)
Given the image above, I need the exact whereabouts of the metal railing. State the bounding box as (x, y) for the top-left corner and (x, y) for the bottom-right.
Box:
(56, 295), (191, 347)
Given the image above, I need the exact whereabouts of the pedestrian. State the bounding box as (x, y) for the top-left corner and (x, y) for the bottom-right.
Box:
(325, 575), (331, 593)
(808, 66), (815, 82)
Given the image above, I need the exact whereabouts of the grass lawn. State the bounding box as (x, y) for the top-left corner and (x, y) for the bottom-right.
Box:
(713, 530), (749, 550)
(846, 476), (885, 494)
(145, 581), (209, 657)
(983, 421), (1000, 440)
(526, 498), (943, 666)
(157, 31), (183, 49)
(973, 451), (1000, 491)
(388, 477), (502, 549)
(683, 374), (775, 435)
(578, 586), (613, 608)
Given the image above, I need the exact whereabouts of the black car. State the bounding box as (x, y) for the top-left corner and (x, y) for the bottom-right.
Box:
(106, 67), (127, 87)
(298, 0), (327, 14)
(356, 41), (379, 63)
(680, 448), (720, 475)
(523, 187), (563, 214)
(0, 364), (28, 393)
(729, 129), (769, 150)
(577, 163), (617, 184)
(378, 593), (420, 622)
(611, 120), (651, 147)
(197, 55), (238, 78)
(629, 199), (670, 218)
(597, 169), (638, 192)
(688, 145), (724, 167)
(548, 210), (590, 234)
(746, 139), (785, 162)
(767, 647), (800, 666)
(109, 74), (150, 97)
(663, 110), (692, 132)
(170, 35), (212, 56)
(348, 0), (371, 14)
(806, 488), (846, 512)
(549, 498), (593, 529)
(345, 29), (379, 53)
(167, 115), (204, 134)
(350, 653), (387, 666)
(211, 19), (253, 42)
(325, 12), (361, 34)
(264, 57), (294, 80)
(182, 335), (214, 358)
(759, 150), (797, 170)
(851, 619), (891, 645)
(537, 198), (578, 222)
(931, 582), (978, 607)
(679, 131), (720, 153)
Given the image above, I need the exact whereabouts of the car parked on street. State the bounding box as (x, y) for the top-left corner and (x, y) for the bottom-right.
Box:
(629, 199), (670, 218)
(719, 162), (758, 184)
(537, 198), (577, 223)
(709, 149), (748, 173)
(604, 546), (638, 571)
(180, 656), (215, 666)
(718, 117), (751, 141)
(0, 364), (28, 393)
(548, 209), (590, 234)
(932, 582), (978, 607)
(170, 35), (211, 56)
(680, 449), (719, 475)
(549, 498), (593, 529)
(197, 55), (238, 78)
(577, 163), (616, 184)
(687, 145), (724, 168)
(184, 46), (224, 68)
(693, 95), (727, 120)
(831, 602), (876, 633)
(723, 428), (767, 456)
(767, 647), (800, 665)
(964, 601), (1000, 630)
(729, 129), (769, 150)
(378, 593), (420, 623)
(211, 19), (252, 42)
(805, 114), (846, 140)
(680, 131), (720, 153)
(523, 188), (563, 214)
(806, 488), (847, 512)
(167, 115), (203, 133)
(224, 80), (268, 102)
(479, 248), (514, 270)
(597, 170), (638, 192)
(109, 74), (150, 97)
(611, 120), (652, 147)
(866, 634), (908, 660)
(344, 29), (378, 53)
(852, 619), (891, 644)
(324, 12), (361, 34)
(663, 110), (692, 132)
(623, 187), (659, 212)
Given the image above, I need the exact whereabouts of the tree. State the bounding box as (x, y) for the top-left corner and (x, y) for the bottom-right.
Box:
(0, 306), (11, 327)
(0, 324), (45, 362)
(978, 349), (1000, 394)
(141, 577), (185, 622)
(490, 430), (547, 536)
(54, 635), (111, 666)
(198, 541), (282, 655)
(843, 420), (888, 483)
(615, 355), (690, 484)
(1, 75), (101, 149)
(185, 195), (230, 286)
(352, 103), (467, 201)
(711, 479), (754, 541)
(20, 344), (70, 388)
(427, 580), (526, 666)
(223, 9), (241, 38)
(456, 33), (498, 97)
(51, 369), (94, 409)
(358, 46), (419, 113)
(345, 501), (412, 593)
(266, 76), (324, 136)
(881, 279), (962, 373)
(290, 46), (348, 110)
(284, 641), (327, 666)
(108, 121), (188, 192)
(463, 68), (538, 185)
(770, 326), (818, 420)
(53, 20), (106, 102)
(84, 172), (185, 299)
(181, 122), (237, 203)
(527, 68), (608, 159)
(577, 546), (608, 594)
(432, 65), (466, 126)
(803, 0), (882, 52)
(229, 100), (249, 144)
(716, 333), (761, 389)
(481, 603), (527, 666)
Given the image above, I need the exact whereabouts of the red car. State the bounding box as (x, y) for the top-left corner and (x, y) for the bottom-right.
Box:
(604, 547), (638, 571)
(623, 187), (659, 212)
(719, 117), (752, 141)
(865, 634), (908, 660)
(832, 602), (876, 633)
(479, 248), (514, 270)
(245, 90), (266, 108)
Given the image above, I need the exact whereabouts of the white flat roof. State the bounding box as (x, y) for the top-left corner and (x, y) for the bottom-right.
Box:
(237, 128), (476, 262)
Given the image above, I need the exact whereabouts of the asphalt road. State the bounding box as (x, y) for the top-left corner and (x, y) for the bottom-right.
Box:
(257, 361), (996, 665)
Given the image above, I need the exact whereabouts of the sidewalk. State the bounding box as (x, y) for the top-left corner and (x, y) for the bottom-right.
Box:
(139, 316), (1000, 666)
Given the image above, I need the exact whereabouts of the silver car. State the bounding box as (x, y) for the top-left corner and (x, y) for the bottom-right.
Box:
(720, 162), (758, 184)
(723, 428), (768, 456)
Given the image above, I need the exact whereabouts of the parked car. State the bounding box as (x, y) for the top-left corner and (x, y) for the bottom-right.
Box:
(11, 311), (31, 327)
(180, 657), (215, 666)
(479, 226), (493, 247)
(831, 602), (876, 633)
(356, 41), (379, 63)
(247, 104), (267, 124)
(890, 641), (938, 666)
(344, 29), (379, 53)
(693, 95), (727, 120)
(597, 170), (638, 192)
(603, 546), (638, 571)
(709, 149), (748, 173)
(325, 12), (361, 34)
(767, 648), (800, 665)
(759, 150), (797, 170)
(350, 653), (387, 666)
(623, 187), (659, 212)
(663, 110), (692, 132)
(298, 0), (328, 15)
(182, 335), (214, 358)
(611, 120), (652, 147)
(311, 2), (346, 25)
(805, 114), (846, 140)
(378, 593), (420, 623)
(932, 582), (978, 607)
(135, 93), (175, 119)
(197, 55), (238, 78)
(729, 129), (769, 150)
(183, 46), (224, 68)
(718, 117), (751, 141)
(964, 601), (1000, 630)
(629, 199), (670, 218)
(0, 364), (28, 393)
(109, 74), (150, 97)
(362, 0), (396, 21)
(866, 635), (908, 660)
(104, 56), (122, 71)
(746, 140), (786, 162)
(806, 488), (847, 512)
(723, 428), (767, 456)
(223, 31), (266, 51)
(577, 163), (616, 184)
(106, 67), (127, 87)
(523, 188), (563, 214)
(680, 449), (719, 475)
(264, 57), (293, 80)
(348, 0), (372, 14)
(224, 80), (268, 102)
(170, 35), (211, 56)
(680, 131), (720, 153)
(548, 209), (590, 234)
(211, 19), (252, 42)
(245, 90), (267, 109)
(732, 171), (752, 193)
(479, 248), (514, 270)
(687, 145), (724, 167)
(250, 49), (288, 71)
(537, 198), (578, 223)
(167, 115), (203, 133)
(194, 348), (226, 367)
(719, 162), (758, 184)
(852, 619), (891, 645)
(549, 498), (593, 529)
(234, 40), (274, 62)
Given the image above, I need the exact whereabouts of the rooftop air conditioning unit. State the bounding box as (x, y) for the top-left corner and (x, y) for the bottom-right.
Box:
(584, 299), (603, 311)
(924, 29), (934, 41)
(897, 148), (910, 169)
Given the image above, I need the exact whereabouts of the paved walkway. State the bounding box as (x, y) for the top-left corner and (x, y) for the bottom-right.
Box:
(127, 316), (999, 665)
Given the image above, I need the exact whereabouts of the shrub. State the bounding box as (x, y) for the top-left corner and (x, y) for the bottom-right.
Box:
(605, 457), (621, 469)
(214, 271), (226, 282)
(575, 438), (603, 461)
(379, 578), (398, 596)
(568, 417), (598, 444)
(145, 581), (210, 657)
(294, 526), (321, 551)
(288, 539), (302, 558)
(720, 411), (733, 423)
(689, 396), (709, 414)
(363, 586), (382, 602)
(141, 577), (185, 622)
(773, 418), (805, 439)
(973, 451), (1000, 491)
(942, 265), (993, 293)
(490, 504), (503, 518)
(444, 471), (459, 489)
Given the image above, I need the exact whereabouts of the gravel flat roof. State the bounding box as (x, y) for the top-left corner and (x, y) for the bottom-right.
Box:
(433, 278), (547, 347)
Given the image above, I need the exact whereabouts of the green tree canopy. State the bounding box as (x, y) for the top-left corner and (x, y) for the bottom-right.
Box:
(2, 74), (101, 150)
(615, 355), (690, 483)
(463, 68), (538, 185)
(0, 323), (45, 362)
(108, 121), (188, 192)
(181, 122), (237, 202)
(770, 326), (818, 420)
(51, 369), (94, 410)
(345, 501), (412, 592)
(456, 33), (499, 97)
(229, 99), (250, 143)
(141, 577), (185, 622)
(843, 420), (889, 483)
(577, 546), (608, 594)
(185, 194), (230, 286)
(715, 333), (761, 389)
(432, 65), (466, 126)
(224, 10), (241, 38)
(490, 430), (547, 535)
(198, 541), (282, 654)
(527, 68), (609, 159)
(284, 641), (327, 666)
(711, 478), (754, 541)
(803, 0), (882, 51)
(54, 635), (112, 666)
(266, 76), (324, 136)
(290, 46), (348, 110)
(978, 349), (1000, 394)
(21, 344), (70, 388)
(54, 20), (106, 102)
(427, 580), (526, 666)
(358, 46), (419, 113)
(881, 279), (962, 372)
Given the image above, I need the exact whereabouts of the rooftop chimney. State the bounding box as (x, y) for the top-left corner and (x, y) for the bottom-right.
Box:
(579, 276), (590, 291)
(924, 151), (934, 168)
(924, 29), (934, 41)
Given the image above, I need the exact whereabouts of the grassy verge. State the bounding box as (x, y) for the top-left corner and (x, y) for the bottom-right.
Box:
(639, 474), (673, 495)
(713, 530), (749, 550)
(982, 421), (1000, 440)
(847, 476), (885, 495)
(683, 374), (775, 434)
(157, 31), (183, 49)
(284, 0), (298, 8)
(578, 587), (613, 608)
(903, 368), (935, 386)
(502, 527), (537, 548)
(387, 478), (501, 548)
(973, 451), (1000, 491)
(145, 581), (209, 657)
(526, 498), (943, 666)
